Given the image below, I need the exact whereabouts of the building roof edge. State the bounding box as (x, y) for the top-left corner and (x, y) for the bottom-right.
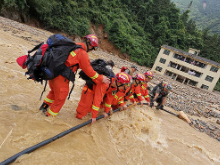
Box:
(161, 45), (220, 68)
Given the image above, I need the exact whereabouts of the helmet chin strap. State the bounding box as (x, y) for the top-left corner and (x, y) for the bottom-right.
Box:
(115, 81), (127, 92)
(85, 40), (94, 52)
(134, 79), (140, 86)
(116, 80), (119, 92)
(85, 41), (90, 52)
(116, 80), (125, 92)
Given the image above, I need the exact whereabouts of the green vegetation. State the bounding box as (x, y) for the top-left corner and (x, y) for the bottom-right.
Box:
(1, 0), (220, 91)
(171, 0), (220, 34)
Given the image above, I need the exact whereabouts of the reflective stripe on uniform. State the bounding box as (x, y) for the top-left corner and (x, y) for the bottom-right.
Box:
(44, 97), (54, 103)
(90, 72), (98, 80)
(48, 108), (58, 117)
(70, 51), (76, 57)
(129, 95), (134, 99)
(144, 95), (149, 98)
(104, 102), (111, 108)
(119, 96), (123, 100)
(114, 95), (118, 99)
(92, 105), (99, 111)
(137, 93), (141, 96)
(142, 85), (146, 90)
(118, 101), (124, 105)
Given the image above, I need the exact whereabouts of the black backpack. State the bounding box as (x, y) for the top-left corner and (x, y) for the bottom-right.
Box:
(25, 34), (82, 83)
(23, 34), (82, 99)
(79, 59), (115, 90)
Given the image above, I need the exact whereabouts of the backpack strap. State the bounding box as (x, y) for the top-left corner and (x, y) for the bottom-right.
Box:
(28, 42), (44, 54)
(106, 78), (112, 92)
(67, 83), (75, 100)
(39, 80), (48, 100)
(67, 64), (79, 100)
(61, 64), (79, 82)
(84, 86), (89, 94)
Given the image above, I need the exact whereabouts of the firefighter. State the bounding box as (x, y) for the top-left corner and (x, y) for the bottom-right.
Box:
(76, 72), (131, 123)
(102, 76), (132, 114)
(140, 71), (154, 105)
(124, 73), (146, 106)
(150, 82), (172, 110)
(39, 34), (110, 117)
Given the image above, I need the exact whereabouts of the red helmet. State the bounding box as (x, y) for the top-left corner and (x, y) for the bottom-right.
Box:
(116, 72), (131, 84)
(145, 71), (153, 79)
(135, 73), (146, 82)
(83, 34), (98, 47)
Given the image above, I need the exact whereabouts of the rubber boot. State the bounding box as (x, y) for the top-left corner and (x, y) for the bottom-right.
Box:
(39, 102), (49, 113)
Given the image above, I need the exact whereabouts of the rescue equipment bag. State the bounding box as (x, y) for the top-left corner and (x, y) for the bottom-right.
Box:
(16, 34), (82, 99)
(20, 34), (82, 83)
(79, 59), (115, 90)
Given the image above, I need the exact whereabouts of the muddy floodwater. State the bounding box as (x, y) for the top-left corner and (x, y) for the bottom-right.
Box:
(0, 17), (220, 165)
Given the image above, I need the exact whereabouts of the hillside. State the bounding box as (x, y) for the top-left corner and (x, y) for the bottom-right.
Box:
(0, 16), (220, 165)
(0, 0), (219, 65)
(171, 0), (220, 34)
(1, 0), (220, 91)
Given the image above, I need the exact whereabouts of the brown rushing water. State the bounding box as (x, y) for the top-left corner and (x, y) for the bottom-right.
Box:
(0, 17), (220, 165)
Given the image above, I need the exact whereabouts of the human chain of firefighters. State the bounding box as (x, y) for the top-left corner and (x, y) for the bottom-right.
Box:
(19, 34), (172, 123)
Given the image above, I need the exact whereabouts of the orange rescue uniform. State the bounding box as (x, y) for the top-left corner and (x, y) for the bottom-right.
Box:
(103, 90), (126, 113)
(125, 84), (143, 103)
(43, 43), (103, 117)
(140, 82), (150, 102)
(76, 78), (116, 119)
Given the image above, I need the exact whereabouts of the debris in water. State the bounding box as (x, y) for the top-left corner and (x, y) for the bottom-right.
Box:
(11, 104), (22, 110)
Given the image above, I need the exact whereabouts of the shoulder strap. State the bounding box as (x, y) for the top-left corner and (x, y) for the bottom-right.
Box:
(39, 80), (48, 100)
(66, 64), (79, 100)
(106, 78), (112, 92)
(124, 86), (132, 97)
(28, 42), (44, 54)
(68, 83), (75, 100)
